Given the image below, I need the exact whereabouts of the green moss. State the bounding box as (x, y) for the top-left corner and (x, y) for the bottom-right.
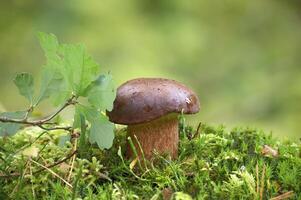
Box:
(0, 124), (300, 199)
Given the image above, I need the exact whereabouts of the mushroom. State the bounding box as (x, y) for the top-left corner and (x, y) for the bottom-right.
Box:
(107, 78), (200, 159)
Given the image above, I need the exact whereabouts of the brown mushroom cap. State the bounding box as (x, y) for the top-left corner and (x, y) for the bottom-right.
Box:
(107, 78), (200, 125)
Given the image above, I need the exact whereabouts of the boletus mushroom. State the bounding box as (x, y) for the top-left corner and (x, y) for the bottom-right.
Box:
(107, 78), (200, 160)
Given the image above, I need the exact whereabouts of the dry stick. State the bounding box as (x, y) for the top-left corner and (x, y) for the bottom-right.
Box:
(260, 164), (266, 200)
(270, 191), (294, 200)
(67, 138), (78, 182)
(0, 150), (77, 178)
(30, 158), (73, 188)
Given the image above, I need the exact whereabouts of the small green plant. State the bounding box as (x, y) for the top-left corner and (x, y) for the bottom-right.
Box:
(0, 32), (116, 149)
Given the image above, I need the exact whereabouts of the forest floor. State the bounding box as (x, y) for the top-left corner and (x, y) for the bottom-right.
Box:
(0, 122), (300, 199)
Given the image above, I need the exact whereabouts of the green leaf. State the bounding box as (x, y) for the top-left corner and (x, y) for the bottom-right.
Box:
(37, 32), (59, 54)
(89, 113), (114, 149)
(14, 73), (34, 104)
(35, 66), (68, 106)
(37, 32), (72, 104)
(0, 111), (26, 137)
(59, 44), (100, 96)
(86, 73), (116, 111)
(38, 32), (100, 98)
(75, 105), (114, 149)
(38, 32), (99, 100)
(37, 32), (64, 76)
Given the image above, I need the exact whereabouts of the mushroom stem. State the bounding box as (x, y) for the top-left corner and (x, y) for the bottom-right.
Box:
(127, 114), (179, 160)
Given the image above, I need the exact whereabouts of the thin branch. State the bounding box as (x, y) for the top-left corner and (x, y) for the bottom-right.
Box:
(0, 95), (77, 126)
(38, 125), (72, 131)
(39, 96), (77, 124)
(23, 106), (34, 121)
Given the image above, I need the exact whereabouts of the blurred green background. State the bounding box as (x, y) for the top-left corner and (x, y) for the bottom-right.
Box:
(0, 0), (300, 139)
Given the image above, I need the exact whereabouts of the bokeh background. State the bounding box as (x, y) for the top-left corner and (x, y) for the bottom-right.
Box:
(0, 0), (300, 139)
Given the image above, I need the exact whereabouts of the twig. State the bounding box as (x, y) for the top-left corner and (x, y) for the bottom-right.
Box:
(0, 150), (77, 178)
(30, 158), (73, 188)
(38, 125), (72, 131)
(0, 95), (77, 127)
(23, 106), (34, 121)
(270, 191), (294, 200)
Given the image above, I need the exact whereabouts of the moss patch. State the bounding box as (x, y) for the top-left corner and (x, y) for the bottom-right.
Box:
(0, 124), (300, 199)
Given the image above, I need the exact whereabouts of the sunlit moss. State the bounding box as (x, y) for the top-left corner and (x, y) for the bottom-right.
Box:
(0, 123), (300, 199)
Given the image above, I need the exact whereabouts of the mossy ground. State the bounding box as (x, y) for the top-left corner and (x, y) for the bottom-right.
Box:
(0, 123), (300, 199)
